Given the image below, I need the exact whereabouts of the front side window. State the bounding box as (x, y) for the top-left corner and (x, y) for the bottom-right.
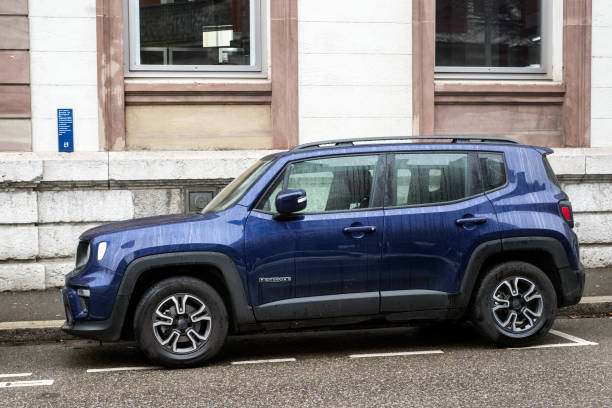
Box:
(391, 152), (477, 206)
(256, 155), (381, 214)
(127, 0), (264, 74)
(203, 158), (272, 213)
(435, 0), (547, 76)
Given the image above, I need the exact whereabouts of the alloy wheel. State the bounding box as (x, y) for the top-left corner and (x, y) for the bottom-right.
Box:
(152, 293), (212, 354)
(491, 276), (544, 334)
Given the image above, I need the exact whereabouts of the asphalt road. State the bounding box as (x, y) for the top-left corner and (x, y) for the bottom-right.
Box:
(0, 318), (610, 407)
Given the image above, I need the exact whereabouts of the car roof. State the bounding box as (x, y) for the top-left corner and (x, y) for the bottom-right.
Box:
(263, 136), (548, 162)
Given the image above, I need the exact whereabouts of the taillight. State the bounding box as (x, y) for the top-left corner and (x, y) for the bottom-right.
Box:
(559, 200), (574, 228)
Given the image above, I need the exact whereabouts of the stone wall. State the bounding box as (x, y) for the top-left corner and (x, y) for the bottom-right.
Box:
(0, 151), (269, 291)
(0, 148), (611, 292)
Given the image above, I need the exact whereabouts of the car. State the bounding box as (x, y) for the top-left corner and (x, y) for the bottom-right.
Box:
(61, 136), (584, 367)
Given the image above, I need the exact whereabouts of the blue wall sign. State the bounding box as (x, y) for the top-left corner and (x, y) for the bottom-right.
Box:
(57, 108), (74, 152)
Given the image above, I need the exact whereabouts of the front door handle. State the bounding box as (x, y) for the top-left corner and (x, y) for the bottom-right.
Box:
(343, 225), (376, 233)
(455, 217), (488, 226)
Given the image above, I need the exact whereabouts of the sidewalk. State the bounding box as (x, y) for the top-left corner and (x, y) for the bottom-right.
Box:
(1, 269), (611, 343)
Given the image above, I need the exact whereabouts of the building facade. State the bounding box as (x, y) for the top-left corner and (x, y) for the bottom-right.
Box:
(1, 0), (611, 291)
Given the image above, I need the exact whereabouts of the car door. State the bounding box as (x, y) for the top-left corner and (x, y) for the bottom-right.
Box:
(245, 154), (385, 321)
(380, 151), (499, 312)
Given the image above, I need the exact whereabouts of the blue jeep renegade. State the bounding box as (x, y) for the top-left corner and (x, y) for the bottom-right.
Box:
(62, 136), (584, 367)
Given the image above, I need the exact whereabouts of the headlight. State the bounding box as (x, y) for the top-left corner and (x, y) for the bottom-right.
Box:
(75, 241), (91, 269)
(97, 242), (107, 261)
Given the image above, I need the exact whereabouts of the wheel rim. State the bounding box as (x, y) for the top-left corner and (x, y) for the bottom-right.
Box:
(152, 293), (212, 354)
(491, 276), (544, 334)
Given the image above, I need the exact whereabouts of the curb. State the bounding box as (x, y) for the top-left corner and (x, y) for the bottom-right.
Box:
(1, 297), (611, 344)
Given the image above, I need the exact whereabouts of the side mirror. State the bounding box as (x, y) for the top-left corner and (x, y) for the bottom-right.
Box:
(275, 189), (307, 214)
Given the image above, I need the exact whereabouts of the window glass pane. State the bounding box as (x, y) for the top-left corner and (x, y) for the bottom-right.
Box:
(287, 156), (379, 213)
(138, 0), (252, 66)
(256, 172), (284, 212)
(435, 0), (541, 68)
(394, 153), (470, 206)
(479, 153), (507, 191)
(260, 156), (378, 214)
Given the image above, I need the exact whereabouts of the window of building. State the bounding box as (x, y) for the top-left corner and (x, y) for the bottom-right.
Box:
(391, 153), (477, 206)
(435, 0), (551, 77)
(126, 0), (265, 76)
(256, 155), (381, 214)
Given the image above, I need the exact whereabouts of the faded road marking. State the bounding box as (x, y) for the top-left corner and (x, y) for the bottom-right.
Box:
(0, 379), (53, 388)
(231, 358), (297, 365)
(0, 373), (32, 378)
(507, 329), (598, 350)
(86, 366), (161, 373)
(349, 350), (444, 358)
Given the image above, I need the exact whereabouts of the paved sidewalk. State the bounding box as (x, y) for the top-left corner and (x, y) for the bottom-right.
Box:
(0, 268), (610, 343)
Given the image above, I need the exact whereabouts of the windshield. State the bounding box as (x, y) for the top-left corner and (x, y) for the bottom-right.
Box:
(202, 159), (274, 214)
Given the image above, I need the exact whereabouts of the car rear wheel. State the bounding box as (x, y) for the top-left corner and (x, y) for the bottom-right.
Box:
(471, 261), (557, 346)
(134, 276), (228, 368)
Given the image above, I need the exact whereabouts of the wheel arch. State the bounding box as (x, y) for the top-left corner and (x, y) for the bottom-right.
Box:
(457, 237), (571, 310)
(117, 252), (257, 339)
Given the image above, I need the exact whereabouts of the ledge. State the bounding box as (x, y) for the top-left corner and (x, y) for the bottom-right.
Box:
(434, 81), (566, 105)
(124, 82), (273, 105)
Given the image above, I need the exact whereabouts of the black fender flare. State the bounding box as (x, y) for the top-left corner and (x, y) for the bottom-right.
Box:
(116, 251), (257, 333)
(453, 236), (571, 309)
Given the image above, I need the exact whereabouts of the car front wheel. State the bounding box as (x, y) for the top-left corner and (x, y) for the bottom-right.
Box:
(471, 261), (557, 346)
(134, 276), (229, 368)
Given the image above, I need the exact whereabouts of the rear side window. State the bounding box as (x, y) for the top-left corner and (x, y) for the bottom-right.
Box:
(479, 153), (507, 192)
(391, 152), (475, 206)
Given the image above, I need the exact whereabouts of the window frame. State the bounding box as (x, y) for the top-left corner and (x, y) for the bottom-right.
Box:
(384, 151), (486, 209)
(252, 153), (387, 215)
(124, 0), (267, 78)
(434, 0), (553, 79)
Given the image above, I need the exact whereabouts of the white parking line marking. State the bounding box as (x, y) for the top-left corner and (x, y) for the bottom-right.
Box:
(349, 350), (444, 359)
(231, 358), (297, 365)
(0, 380), (54, 388)
(86, 366), (161, 373)
(0, 373), (32, 378)
(549, 329), (598, 345)
(507, 329), (598, 350)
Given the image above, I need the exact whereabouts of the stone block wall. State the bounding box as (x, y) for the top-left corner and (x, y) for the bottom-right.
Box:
(1, 148), (611, 292)
(0, 151), (268, 291)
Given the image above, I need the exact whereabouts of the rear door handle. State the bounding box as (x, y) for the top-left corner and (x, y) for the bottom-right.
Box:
(343, 226), (376, 233)
(455, 217), (488, 226)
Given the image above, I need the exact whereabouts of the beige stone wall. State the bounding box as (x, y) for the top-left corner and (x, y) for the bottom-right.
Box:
(125, 105), (273, 150)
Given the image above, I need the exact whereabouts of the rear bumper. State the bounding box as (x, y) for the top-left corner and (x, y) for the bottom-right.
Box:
(557, 264), (585, 307)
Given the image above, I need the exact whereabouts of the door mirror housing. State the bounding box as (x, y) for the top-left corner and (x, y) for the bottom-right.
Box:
(275, 189), (307, 214)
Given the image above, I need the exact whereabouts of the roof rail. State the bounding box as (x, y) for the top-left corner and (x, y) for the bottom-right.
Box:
(291, 136), (522, 151)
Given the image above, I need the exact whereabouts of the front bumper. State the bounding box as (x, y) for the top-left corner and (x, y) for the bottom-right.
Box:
(61, 289), (129, 342)
(558, 264), (585, 307)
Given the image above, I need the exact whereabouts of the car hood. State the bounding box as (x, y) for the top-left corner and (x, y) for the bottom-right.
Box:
(79, 213), (205, 241)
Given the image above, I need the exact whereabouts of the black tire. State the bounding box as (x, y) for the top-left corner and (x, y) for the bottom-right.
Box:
(471, 261), (557, 346)
(134, 276), (229, 368)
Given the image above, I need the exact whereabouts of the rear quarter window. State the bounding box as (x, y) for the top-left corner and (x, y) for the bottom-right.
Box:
(479, 153), (507, 192)
(542, 155), (561, 188)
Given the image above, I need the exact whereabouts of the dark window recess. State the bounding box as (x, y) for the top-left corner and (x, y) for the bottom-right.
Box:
(139, 0), (251, 66)
(435, 0), (542, 69)
(479, 152), (507, 191)
(392, 152), (477, 206)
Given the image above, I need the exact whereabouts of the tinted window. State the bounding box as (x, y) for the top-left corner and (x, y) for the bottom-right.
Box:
(479, 153), (507, 191)
(542, 155), (560, 188)
(256, 155), (380, 213)
(392, 153), (472, 206)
